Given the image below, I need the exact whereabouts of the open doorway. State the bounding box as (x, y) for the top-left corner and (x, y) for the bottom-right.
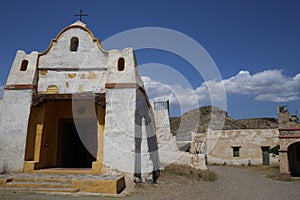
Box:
(25, 99), (103, 172)
(288, 142), (300, 176)
(57, 118), (97, 168)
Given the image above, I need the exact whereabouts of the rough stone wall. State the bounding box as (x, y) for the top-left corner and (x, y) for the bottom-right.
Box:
(174, 106), (246, 151)
(278, 106), (300, 177)
(278, 106), (300, 129)
(172, 106), (282, 153)
(237, 118), (278, 129)
(206, 129), (280, 165)
(279, 130), (300, 150)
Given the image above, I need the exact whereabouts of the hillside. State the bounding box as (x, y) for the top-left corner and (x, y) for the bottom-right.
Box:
(170, 106), (278, 140)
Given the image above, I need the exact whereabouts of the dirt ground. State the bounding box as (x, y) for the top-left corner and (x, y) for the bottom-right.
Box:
(1, 166), (300, 200)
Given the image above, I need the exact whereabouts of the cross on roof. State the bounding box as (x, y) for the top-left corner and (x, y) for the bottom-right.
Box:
(74, 10), (88, 21)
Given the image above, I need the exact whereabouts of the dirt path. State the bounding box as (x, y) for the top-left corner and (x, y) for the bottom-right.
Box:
(208, 166), (300, 200)
(0, 166), (299, 200)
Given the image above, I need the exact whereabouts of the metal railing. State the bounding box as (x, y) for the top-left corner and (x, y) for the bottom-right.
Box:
(153, 100), (169, 111)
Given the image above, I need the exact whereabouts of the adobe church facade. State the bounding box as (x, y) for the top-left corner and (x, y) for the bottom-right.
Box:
(0, 21), (160, 180)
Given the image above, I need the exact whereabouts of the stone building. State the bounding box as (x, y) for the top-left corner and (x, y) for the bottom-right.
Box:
(0, 21), (160, 181)
(206, 129), (279, 165)
(173, 106), (280, 166)
(278, 106), (300, 177)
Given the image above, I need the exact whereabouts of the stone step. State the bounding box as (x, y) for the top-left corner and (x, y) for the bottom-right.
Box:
(0, 173), (126, 194)
(5, 180), (74, 189)
(11, 177), (71, 183)
(0, 186), (80, 193)
(1, 178), (79, 193)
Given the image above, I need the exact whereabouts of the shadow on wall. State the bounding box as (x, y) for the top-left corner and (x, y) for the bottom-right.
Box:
(134, 89), (160, 183)
(0, 85), (4, 99)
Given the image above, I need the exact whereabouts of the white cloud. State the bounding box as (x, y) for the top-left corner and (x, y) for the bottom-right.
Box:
(142, 69), (300, 112)
(221, 69), (300, 102)
(142, 77), (202, 113)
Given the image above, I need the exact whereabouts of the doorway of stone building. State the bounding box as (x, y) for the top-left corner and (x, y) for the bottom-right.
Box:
(56, 118), (97, 168)
(288, 142), (300, 176)
(261, 146), (270, 165)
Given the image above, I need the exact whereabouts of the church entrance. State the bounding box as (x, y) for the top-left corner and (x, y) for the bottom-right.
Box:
(57, 119), (97, 168)
(24, 98), (105, 173)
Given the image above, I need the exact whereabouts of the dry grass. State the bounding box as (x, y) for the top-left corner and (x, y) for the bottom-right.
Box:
(242, 165), (280, 179)
(162, 164), (217, 182)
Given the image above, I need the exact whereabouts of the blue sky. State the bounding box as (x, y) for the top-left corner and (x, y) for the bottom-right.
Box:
(0, 0), (299, 119)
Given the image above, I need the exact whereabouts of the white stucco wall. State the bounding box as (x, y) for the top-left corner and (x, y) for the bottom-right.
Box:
(0, 90), (34, 172)
(0, 49), (38, 173)
(104, 88), (159, 176)
(103, 88), (136, 173)
(152, 105), (182, 166)
(37, 22), (108, 94)
(0, 21), (160, 177)
(38, 25), (108, 70)
(6, 50), (38, 86)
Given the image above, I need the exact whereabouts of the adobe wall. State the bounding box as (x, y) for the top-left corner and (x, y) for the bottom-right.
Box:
(278, 106), (300, 177)
(207, 129), (279, 165)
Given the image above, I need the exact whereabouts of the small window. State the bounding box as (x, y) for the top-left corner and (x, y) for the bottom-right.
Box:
(232, 146), (241, 157)
(20, 60), (29, 71)
(70, 37), (79, 52)
(118, 58), (125, 71)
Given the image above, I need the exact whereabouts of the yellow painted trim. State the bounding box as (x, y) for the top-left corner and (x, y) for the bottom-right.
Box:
(0, 175), (125, 194)
(32, 168), (94, 175)
(24, 104), (45, 172)
(72, 177), (125, 194)
(92, 162), (103, 174)
(23, 161), (37, 173)
(34, 124), (43, 161)
(91, 105), (105, 174)
(97, 105), (105, 162)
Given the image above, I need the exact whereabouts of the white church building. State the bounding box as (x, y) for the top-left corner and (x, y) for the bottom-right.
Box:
(0, 21), (161, 182)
